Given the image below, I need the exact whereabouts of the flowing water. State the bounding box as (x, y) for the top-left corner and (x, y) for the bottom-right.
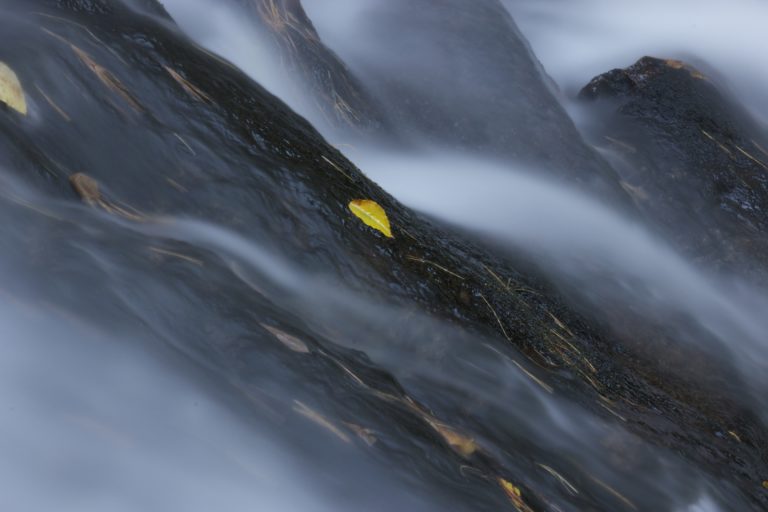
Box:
(2, 1), (767, 511)
(503, 0), (768, 125)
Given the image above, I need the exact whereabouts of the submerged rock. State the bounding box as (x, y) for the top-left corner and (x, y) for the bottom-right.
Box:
(227, 0), (389, 132)
(220, 0), (633, 207)
(580, 56), (768, 280)
(305, 0), (631, 204)
(0, 2), (765, 510)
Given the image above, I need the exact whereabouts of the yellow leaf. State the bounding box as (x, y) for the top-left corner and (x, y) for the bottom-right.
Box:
(498, 478), (534, 512)
(349, 199), (393, 238)
(499, 478), (521, 498)
(763, 480), (768, 490)
(0, 62), (27, 115)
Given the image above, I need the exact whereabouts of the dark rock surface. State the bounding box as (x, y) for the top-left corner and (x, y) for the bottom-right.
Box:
(580, 56), (768, 280)
(0, 2), (766, 510)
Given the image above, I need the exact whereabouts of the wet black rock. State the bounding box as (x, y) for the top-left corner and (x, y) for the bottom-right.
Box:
(0, 2), (766, 510)
(56, 0), (112, 14)
(580, 56), (768, 280)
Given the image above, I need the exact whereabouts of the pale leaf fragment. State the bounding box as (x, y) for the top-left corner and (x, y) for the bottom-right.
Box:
(69, 173), (145, 221)
(69, 173), (101, 205)
(344, 422), (377, 446)
(261, 323), (310, 353)
(0, 62), (27, 115)
(293, 400), (351, 443)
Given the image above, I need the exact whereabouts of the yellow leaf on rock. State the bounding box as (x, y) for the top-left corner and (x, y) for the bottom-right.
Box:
(763, 480), (768, 490)
(499, 478), (534, 512)
(0, 62), (27, 115)
(499, 478), (521, 498)
(349, 199), (393, 238)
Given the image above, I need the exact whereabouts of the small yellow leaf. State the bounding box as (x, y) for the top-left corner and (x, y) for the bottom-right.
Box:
(763, 480), (768, 490)
(498, 478), (533, 512)
(0, 62), (27, 115)
(349, 199), (393, 238)
(499, 478), (521, 499)
(260, 323), (310, 353)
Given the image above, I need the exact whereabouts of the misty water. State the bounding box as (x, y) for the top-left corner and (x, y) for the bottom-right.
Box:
(2, 1), (767, 511)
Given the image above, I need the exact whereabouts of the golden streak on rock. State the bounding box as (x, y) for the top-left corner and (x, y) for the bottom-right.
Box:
(537, 463), (579, 495)
(479, 292), (511, 342)
(261, 323), (310, 353)
(164, 65), (212, 103)
(69, 43), (144, 113)
(149, 247), (204, 267)
(293, 400), (351, 443)
(407, 255), (465, 280)
(35, 85), (71, 121)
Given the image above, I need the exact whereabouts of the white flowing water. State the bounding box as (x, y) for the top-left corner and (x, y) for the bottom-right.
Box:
(503, 0), (768, 124)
